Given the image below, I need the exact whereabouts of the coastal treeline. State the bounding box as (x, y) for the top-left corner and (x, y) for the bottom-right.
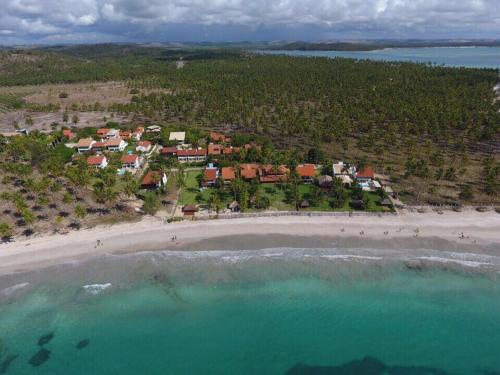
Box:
(0, 45), (498, 204)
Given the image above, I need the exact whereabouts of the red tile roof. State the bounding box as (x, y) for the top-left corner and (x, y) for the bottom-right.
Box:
(62, 129), (75, 138)
(138, 141), (151, 148)
(208, 143), (223, 155)
(77, 138), (95, 148)
(210, 131), (230, 143)
(141, 170), (163, 187)
(121, 154), (139, 164)
(91, 141), (106, 149)
(87, 156), (106, 165)
(120, 131), (131, 139)
(161, 146), (178, 155)
(97, 128), (109, 135)
(240, 163), (258, 179)
(357, 167), (375, 179)
(106, 138), (124, 147)
(221, 167), (236, 181)
(258, 165), (289, 183)
(177, 149), (206, 157)
(203, 168), (218, 182)
(296, 164), (316, 178)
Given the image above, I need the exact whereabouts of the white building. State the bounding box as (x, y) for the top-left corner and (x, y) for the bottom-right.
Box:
(77, 138), (96, 153)
(106, 138), (128, 152)
(169, 131), (186, 145)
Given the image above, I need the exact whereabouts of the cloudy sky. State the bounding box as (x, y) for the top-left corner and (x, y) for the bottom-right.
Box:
(1, 0), (499, 44)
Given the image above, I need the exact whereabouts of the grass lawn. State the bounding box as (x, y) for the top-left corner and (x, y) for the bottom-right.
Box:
(178, 171), (204, 205)
(179, 177), (393, 212)
(178, 171), (234, 207)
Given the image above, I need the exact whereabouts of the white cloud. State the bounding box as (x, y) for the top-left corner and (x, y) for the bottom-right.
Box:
(0, 0), (499, 43)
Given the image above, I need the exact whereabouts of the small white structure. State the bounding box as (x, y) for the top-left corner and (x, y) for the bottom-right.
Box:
(77, 138), (96, 153)
(106, 138), (128, 152)
(333, 161), (356, 177)
(146, 125), (161, 133)
(169, 131), (186, 144)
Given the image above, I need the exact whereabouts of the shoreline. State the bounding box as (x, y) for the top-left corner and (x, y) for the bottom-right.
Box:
(0, 210), (499, 276)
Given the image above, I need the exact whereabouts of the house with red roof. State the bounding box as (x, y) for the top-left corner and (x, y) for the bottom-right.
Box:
(296, 164), (317, 183)
(177, 149), (207, 163)
(91, 141), (107, 153)
(202, 167), (219, 187)
(239, 163), (258, 180)
(221, 167), (236, 184)
(161, 146), (178, 157)
(119, 130), (132, 140)
(106, 138), (127, 152)
(77, 138), (96, 153)
(62, 129), (75, 139)
(208, 143), (223, 156)
(121, 154), (141, 170)
(210, 131), (231, 143)
(258, 165), (290, 183)
(356, 166), (375, 183)
(136, 140), (152, 153)
(87, 155), (108, 169)
(141, 170), (167, 190)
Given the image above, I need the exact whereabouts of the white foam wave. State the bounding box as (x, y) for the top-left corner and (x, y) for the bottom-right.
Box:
(416, 256), (492, 268)
(1, 282), (30, 296)
(83, 283), (112, 295)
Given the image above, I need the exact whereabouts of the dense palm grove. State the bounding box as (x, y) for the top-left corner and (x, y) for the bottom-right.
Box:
(1, 45), (499, 208)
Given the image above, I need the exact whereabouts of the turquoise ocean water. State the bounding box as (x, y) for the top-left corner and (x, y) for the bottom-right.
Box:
(258, 47), (500, 69)
(1, 248), (500, 374)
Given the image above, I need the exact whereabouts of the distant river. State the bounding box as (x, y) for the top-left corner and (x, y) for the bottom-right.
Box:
(258, 47), (500, 69)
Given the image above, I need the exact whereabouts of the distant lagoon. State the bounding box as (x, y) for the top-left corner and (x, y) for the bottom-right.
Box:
(257, 47), (500, 69)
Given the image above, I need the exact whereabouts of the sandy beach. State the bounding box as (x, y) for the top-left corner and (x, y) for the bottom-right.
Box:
(0, 210), (499, 276)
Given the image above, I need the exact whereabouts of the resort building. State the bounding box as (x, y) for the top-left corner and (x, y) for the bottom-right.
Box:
(208, 143), (224, 156)
(221, 167), (236, 184)
(121, 154), (141, 170)
(97, 128), (120, 140)
(239, 163), (259, 180)
(203, 166), (219, 187)
(77, 138), (96, 153)
(258, 165), (290, 183)
(169, 131), (186, 145)
(141, 170), (167, 190)
(91, 141), (107, 153)
(161, 146), (178, 157)
(355, 167), (375, 183)
(136, 141), (152, 153)
(86, 155), (108, 169)
(106, 138), (128, 152)
(177, 149), (207, 163)
(296, 164), (317, 183)
(210, 131), (231, 143)
(333, 161), (355, 176)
